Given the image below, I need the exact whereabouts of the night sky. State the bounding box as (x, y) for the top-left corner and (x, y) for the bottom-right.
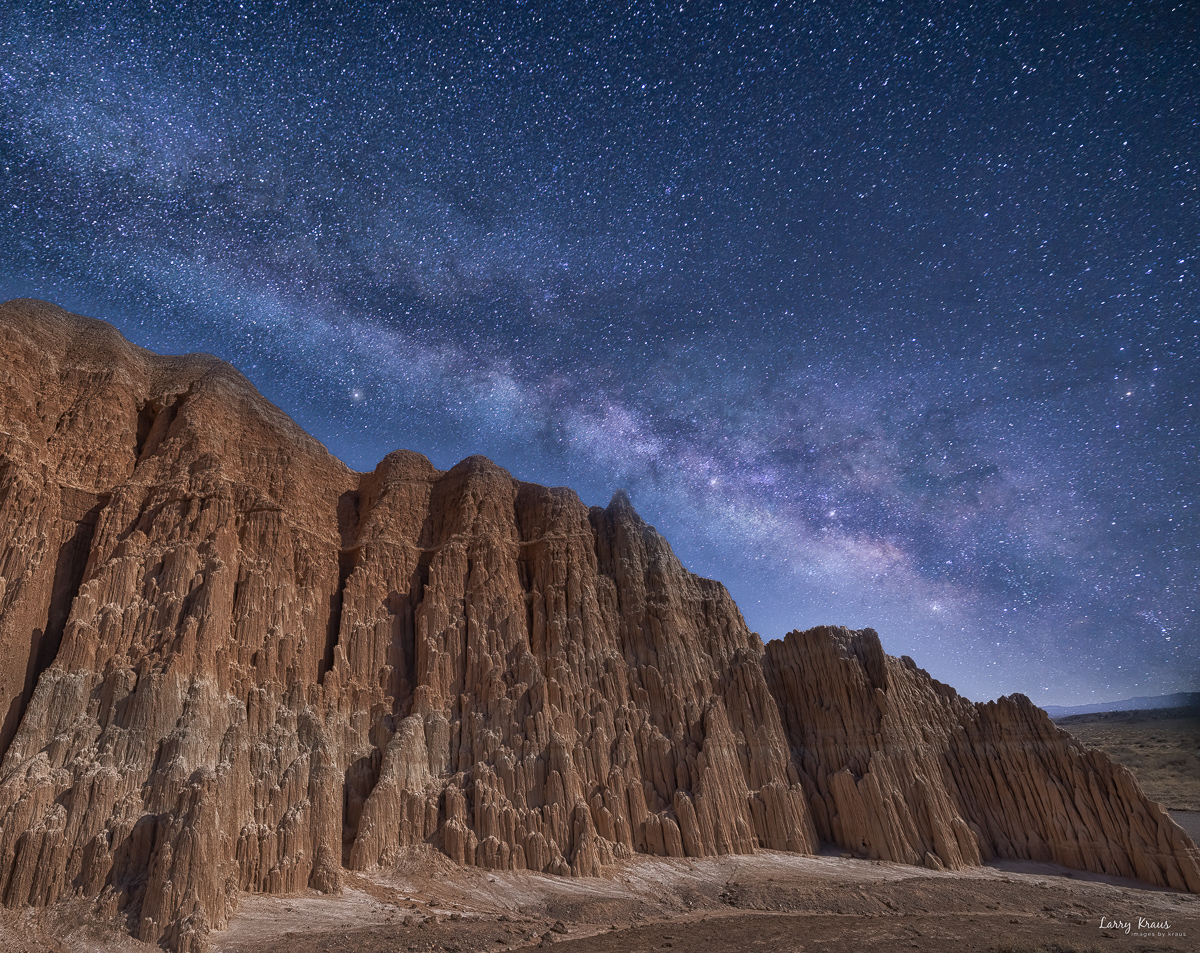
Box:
(3, 1), (1197, 706)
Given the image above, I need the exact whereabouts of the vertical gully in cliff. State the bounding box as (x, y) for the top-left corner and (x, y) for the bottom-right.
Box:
(319, 489), (361, 685)
(318, 551), (354, 684)
(134, 389), (189, 467)
(513, 495), (535, 649)
(517, 552), (534, 647)
(134, 402), (155, 462)
(588, 496), (626, 619)
(0, 493), (108, 759)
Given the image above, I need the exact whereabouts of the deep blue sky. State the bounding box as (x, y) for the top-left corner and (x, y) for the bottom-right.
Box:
(3, 1), (1197, 705)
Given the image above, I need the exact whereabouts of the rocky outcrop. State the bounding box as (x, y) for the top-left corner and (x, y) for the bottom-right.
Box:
(0, 299), (1196, 951)
(764, 627), (1200, 891)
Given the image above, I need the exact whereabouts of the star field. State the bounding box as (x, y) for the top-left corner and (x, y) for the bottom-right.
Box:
(2, 1), (1197, 705)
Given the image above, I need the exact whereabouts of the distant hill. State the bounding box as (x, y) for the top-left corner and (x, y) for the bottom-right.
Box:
(1044, 692), (1200, 719)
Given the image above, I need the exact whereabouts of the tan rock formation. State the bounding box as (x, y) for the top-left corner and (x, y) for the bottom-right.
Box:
(764, 626), (1199, 893)
(0, 299), (1196, 951)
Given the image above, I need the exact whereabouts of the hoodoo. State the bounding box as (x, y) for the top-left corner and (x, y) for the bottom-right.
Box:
(1, 299), (1196, 951)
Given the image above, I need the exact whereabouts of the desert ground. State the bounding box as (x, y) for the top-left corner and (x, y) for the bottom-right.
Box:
(2, 847), (1195, 953)
(2, 710), (1197, 953)
(206, 849), (1200, 953)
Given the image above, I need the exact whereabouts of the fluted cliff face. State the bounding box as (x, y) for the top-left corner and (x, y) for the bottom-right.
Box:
(0, 299), (1196, 951)
(764, 628), (1199, 891)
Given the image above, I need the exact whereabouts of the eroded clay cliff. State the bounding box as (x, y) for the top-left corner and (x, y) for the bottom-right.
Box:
(764, 627), (1199, 890)
(0, 299), (1196, 951)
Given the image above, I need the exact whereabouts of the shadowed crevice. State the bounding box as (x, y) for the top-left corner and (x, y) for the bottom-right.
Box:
(319, 549), (356, 685)
(319, 489), (361, 685)
(134, 390), (189, 468)
(0, 495), (107, 760)
(135, 402), (156, 462)
(342, 751), (382, 866)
